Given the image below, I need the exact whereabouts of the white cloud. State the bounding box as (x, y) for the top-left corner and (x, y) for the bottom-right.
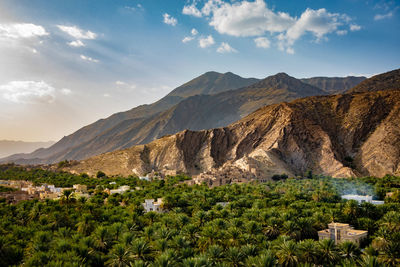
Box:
(0, 81), (55, 104)
(61, 88), (72, 95)
(217, 42), (237, 53)
(191, 28), (198, 35)
(0, 23), (48, 39)
(182, 36), (194, 43)
(336, 30), (348, 35)
(57, 25), (97, 39)
(199, 35), (215, 48)
(80, 54), (99, 63)
(103, 93), (111, 97)
(286, 47), (294, 54)
(125, 4), (144, 12)
(285, 9), (343, 43)
(183, 4), (203, 17)
(163, 13), (177, 26)
(184, 0), (354, 54)
(68, 40), (85, 47)
(115, 81), (127, 86)
(207, 0), (294, 37)
(350, 24), (361, 31)
(374, 12), (393, 20)
(254, 37), (270, 48)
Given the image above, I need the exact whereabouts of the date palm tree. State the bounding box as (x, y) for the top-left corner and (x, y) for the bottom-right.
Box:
(317, 239), (339, 266)
(131, 239), (153, 262)
(274, 239), (299, 267)
(105, 243), (132, 267)
(245, 250), (277, 267)
(339, 241), (361, 263)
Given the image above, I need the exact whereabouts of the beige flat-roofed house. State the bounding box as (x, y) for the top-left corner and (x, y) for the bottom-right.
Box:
(318, 222), (367, 245)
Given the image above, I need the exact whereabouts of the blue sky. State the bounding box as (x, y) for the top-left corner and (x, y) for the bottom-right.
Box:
(0, 0), (399, 141)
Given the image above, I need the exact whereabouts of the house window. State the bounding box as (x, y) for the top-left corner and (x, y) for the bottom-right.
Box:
(337, 230), (341, 240)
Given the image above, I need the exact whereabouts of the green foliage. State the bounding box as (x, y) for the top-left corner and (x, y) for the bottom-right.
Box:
(0, 164), (399, 266)
(96, 171), (107, 178)
(0, 185), (16, 192)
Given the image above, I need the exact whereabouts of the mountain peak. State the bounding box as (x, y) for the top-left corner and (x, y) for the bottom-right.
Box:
(167, 71), (259, 98)
(346, 68), (400, 94)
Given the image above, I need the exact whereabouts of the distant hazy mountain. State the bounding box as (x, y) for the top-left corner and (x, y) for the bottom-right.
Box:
(301, 76), (366, 94)
(0, 140), (54, 158)
(66, 70), (400, 178)
(346, 68), (400, 93)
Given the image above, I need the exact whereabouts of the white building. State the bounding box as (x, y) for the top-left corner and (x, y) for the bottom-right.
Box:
(139, 176), (151, 182)
(143, 198), (163, 212)
(342, 194), (384, 205)
(109, 185), (131, 195)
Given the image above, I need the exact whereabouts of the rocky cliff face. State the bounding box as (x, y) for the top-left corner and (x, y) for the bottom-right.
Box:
(66, 90), (400, 178)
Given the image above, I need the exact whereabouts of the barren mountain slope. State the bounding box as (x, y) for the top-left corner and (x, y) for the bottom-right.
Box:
(301, 76), (366, 94)
(347, 68), (400, 93)
(66, 90), (400, 178)
(1, 71), (258, 164)
(37, 73), (326, 162)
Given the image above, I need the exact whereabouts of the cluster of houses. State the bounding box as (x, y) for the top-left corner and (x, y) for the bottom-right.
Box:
(185, 166), (262, 187)
(0, 180), (137, 203)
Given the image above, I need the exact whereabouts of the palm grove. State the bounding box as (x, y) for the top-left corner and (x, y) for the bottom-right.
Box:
(0, 165), (400, 266)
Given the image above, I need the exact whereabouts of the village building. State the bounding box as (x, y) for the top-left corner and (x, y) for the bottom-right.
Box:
(318, 222), (368, 245)
(142, 198), (164, 212)
(0, 190), (37, 204)
(73, 184), (88, 193)
(106, 185), (131, 195)
(342, 194), (384, 205)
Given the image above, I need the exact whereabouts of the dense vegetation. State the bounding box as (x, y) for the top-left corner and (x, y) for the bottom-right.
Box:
(0, 165), (400, 266)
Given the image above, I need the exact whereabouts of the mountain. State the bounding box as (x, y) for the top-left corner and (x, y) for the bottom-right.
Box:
(0, 140), (54, 158)
(168, 71), (259, 97)
(300, 76), (366, 94)
(2, 73), (327, 164)
(66, 89), (400, 179)
(1, 71), (258, 164)
(346, 68), (400, 93)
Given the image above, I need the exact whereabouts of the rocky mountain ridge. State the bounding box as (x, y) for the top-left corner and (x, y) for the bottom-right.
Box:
(65, 89), (400, 179)
(1, 72), (367, 165)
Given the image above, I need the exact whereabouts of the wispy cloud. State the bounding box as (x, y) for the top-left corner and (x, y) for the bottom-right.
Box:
(163, 13), (177, 26)
(0, 23), (48, 39)
(182, 3), (202, 17)
(0, 81), (55, 104)
(61, 88), (72, 95)
(182, 36), (194, 43)
(80, 54), (99, 63)
(217, 42), (237, 53)
(350, 24), (361, 31)
(182, 28), (199, 43)
(68, 40), (85, 47)
(199, 35), (215, 48)
(374, 12), (393, 20)
(254, 37), (270, 48)
(57, 25), (97, 39)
